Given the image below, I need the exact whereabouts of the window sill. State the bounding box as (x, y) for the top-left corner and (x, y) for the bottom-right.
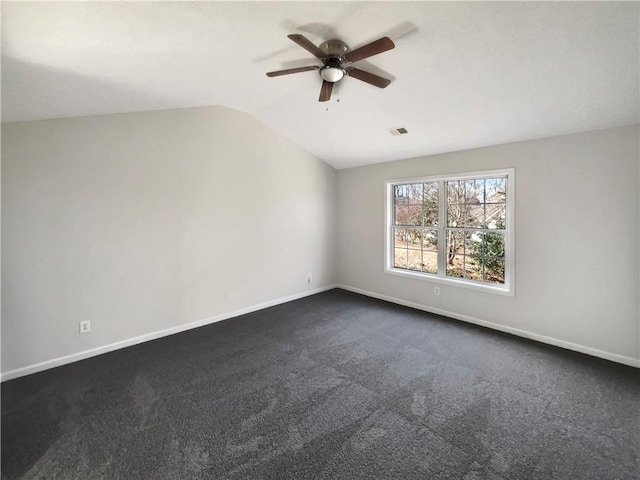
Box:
(384, 267), (514, 297)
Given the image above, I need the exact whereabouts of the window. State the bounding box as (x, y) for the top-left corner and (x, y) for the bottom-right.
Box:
(385, 169), (514, 295)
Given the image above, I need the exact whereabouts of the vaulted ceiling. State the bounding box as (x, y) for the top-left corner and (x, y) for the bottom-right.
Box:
(2, 1), (638, 169)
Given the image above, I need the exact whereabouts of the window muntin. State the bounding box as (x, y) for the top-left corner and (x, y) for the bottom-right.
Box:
(386, 170), (513, 294)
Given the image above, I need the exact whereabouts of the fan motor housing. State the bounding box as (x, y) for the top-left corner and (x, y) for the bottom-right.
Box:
(318, 39), (349, 59)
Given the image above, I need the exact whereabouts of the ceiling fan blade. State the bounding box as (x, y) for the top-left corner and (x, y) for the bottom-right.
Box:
(266, 65), (320, 77)
(346, 68), (392, 88)
(287, 34), (326, 59)
(343, 36), (395, 63)
(319, 80), (333, 102)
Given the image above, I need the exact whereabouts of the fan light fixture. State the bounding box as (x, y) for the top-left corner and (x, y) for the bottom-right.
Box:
(266, 34), (395, 102)
(320, 66), (345, 83)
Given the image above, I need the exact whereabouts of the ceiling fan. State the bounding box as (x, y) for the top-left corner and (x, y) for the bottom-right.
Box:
(266, 34), (395, 102)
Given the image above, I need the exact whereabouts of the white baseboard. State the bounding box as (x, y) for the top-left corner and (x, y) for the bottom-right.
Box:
(4, 282), (637, 381)
(1, 285), (339, 382)
(336, 284), (640, 369)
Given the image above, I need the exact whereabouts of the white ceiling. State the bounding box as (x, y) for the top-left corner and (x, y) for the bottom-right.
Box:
(2, 1), (638, 169)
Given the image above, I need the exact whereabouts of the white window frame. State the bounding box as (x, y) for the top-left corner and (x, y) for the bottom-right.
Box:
(384, 168), (515, 296)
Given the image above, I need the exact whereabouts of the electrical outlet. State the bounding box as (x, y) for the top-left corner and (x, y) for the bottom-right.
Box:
(307, 272), (313, 283)
(434, 287), (440, 296)
(79, 320), (91, 334)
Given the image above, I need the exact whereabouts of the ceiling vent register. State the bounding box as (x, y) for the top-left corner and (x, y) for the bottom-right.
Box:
(389, 127), (409, 136)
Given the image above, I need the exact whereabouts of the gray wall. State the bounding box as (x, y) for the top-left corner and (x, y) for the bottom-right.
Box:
(337, 126), (639, 365)
(2, 106), (338, 375)
(3, 112), (639, 377)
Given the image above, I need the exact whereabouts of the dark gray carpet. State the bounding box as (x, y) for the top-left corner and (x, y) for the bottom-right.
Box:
(2, 289), (639, 479)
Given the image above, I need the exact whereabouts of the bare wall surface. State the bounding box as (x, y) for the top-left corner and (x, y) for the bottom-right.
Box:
(1, 106), (337, 374)
(337, 126), (640, 363)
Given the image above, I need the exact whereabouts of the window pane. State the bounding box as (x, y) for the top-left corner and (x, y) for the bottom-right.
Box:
(406, 204), (423, 226)
(486, 204), (505, 229)
(465, 205), (485, 228)
(447, 204), (463, 227)
(408, 183), (423, 204)
(421, 230), (438, 252)
(394, 184), (408, 202)
(467, 231), (485, 281)
(465, 179), (484, 204)
(423, 182), (439, 206)
(394, 228), (410, 248)
(447, 180), (464, 204)
(407, 249), (422, 271)
(446, 230), (464, 264)
(463, 253), (482, 281)
(421, 251), (438, 274)
(394, 248), (407, 269)
(483, 257), (505, 284)
(446, 255), (464, 278)
(421, 208), (439, 227)
(395, 206), (409, 225)
(484, 232), (505, 258)
(486, 178), (506, 203)
(406, 229), (422, 249)
(464, 231), (483, 255)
